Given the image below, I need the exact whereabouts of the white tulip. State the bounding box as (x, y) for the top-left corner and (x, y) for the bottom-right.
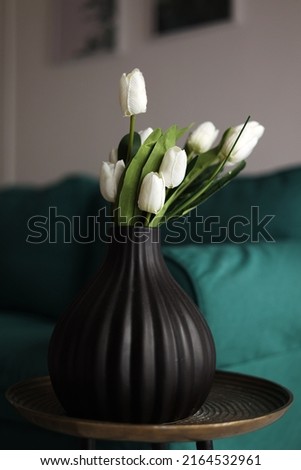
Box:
(220, 121), (265, 166)
(139, 127), (153, 144)
(159, 146), (187, 188)
(187, 122), (219, 154)
(109, 148), (118, 164)
(138, 172), (165, 214)
(119, 68), (147, 117)
(99, 160), (125, 203)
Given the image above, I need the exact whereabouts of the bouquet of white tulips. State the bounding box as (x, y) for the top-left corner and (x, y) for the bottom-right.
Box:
(100, 68), (265, 227)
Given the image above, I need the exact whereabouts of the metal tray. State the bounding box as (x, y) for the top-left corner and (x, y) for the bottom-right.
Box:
(6, 370), (293, 443)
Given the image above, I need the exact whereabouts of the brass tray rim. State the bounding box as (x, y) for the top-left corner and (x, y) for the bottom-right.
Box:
(6, 370), (293, 442)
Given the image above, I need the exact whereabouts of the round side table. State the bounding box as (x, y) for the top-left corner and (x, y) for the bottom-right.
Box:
(6, 371), (293, 450)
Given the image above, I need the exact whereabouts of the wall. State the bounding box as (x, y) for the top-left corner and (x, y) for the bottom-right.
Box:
(1, 0), (301, 186)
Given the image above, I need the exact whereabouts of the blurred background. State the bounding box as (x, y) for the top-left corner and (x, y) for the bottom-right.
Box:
(0, 0), (300, 186)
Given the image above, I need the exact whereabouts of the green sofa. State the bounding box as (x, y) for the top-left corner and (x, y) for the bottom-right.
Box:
(1, 166), (301, 450)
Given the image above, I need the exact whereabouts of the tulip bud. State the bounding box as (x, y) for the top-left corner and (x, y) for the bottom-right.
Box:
(138, 172), (165, 214)
(109, 148), (118, 164)
(139, 127), (153, 144)
(220, 121), (265, 166)
(119, 68), (147, 117)
(99, 160), (125, 203)
(159, 146), (187, 188)
(187, 122), (219, 154)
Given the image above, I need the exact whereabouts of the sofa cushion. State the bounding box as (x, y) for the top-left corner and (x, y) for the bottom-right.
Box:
(0, 176), (107, 319)
(163, 240), (301, 367)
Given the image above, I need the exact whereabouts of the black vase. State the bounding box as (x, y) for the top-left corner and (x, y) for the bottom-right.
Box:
(48, 226), (216, 424)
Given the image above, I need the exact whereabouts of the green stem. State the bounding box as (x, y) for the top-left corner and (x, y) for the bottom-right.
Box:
(172, 161), (246, 218)
(149, 184), (185, 227)
(144, 212), (152, 226)
(127, 115), (136, 164)
(187, 150), (196, 164)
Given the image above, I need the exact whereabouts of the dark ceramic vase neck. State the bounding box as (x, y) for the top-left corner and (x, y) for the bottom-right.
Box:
(102, 226), (165, 279)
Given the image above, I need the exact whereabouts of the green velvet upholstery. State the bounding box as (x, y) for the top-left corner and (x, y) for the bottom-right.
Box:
(0, 176), (107, 320)
(0, 166), (300, 449)
(163, 241), (301, 449)
(163, 241), (301, 366)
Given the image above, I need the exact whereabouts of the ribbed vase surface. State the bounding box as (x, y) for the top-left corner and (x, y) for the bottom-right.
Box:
(48, 226), (216, 423)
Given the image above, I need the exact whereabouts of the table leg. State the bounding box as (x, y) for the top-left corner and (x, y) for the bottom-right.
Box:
(196, 440), (214, 450)
(152, 443), (168, 450)
(80, 438), (96, 449)
(152, 441), (214, 450)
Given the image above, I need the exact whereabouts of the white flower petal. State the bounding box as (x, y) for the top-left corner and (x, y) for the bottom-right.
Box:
(187, 122), (219, 154)
(109, 148), (118, 164)
(119, 68), (147, 117)
(139, 127), (153, 144)
(99, 160), (125, 202)
(138, 172), (165, 214)
(221, 121), (265, 165)
(159, 146), (187, 188)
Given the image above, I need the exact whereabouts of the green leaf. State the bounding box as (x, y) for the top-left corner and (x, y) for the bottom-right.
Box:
(180, 163), (221, 197)
(116, 128), (162, 224)
(139, 125), (180, 180)
(178, 123), (193, 140)
(117, 132), (141, 161)
(128, 125), (183, 219)
(166, 162), (220, 208)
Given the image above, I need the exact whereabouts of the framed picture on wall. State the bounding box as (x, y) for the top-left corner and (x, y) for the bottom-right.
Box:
(156, 0), (232, 34)
(59, 0), (116, 60)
